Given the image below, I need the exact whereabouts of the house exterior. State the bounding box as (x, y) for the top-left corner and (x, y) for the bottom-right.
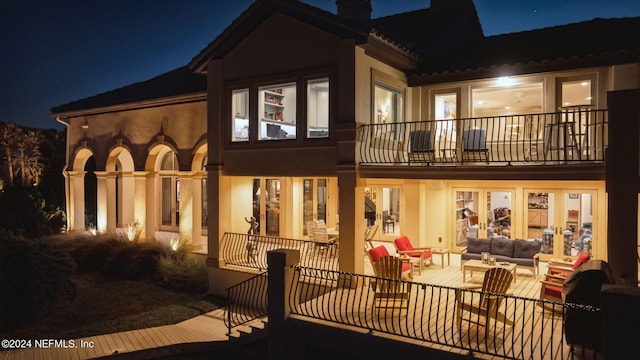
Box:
(51, 0), (640, 294)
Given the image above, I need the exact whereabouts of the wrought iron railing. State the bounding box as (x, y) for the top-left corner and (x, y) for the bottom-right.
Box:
(289, 267), (602, 359)
(225, 271), (268, 334)
(221, 232), (339, 276)
(358, 109), (608, 166)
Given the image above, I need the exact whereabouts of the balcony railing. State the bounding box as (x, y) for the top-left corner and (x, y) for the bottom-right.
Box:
(221, 232), (339, 277)
(289, 267), (602, 359)
(358, 109), (607, 166)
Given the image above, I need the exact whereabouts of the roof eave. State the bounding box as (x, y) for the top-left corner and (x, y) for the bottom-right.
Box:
(409, 50), (640, 86)
(50, 92), (207, 119)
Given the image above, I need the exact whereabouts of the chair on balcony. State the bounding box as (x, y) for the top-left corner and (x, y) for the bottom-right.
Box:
(462, 129), (489, 162)
(393, 235), (432, 272)
(408, 130), (435, 165)
(366, 245), (412, 280)
(369, 254), (413, 310)
(539, 252), (591, 302)
(455, 267), (514, 331)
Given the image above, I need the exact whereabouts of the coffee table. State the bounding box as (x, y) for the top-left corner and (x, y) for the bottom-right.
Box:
(462, 259), (517, 283)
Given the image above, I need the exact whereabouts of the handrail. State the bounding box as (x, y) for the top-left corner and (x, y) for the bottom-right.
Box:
(221, 232), (339, 276)
(358, 109), (608, 166)
(225, 271), (268, 334)
(288, 266), (602, 359)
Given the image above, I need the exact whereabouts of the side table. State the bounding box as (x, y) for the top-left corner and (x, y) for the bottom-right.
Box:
(431, 248), (450, 268)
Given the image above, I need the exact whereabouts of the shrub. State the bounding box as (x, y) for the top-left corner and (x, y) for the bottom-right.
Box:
(103, 242), (165, 280)
(157, 253), (208, 293)
(0, 236), (75, 330)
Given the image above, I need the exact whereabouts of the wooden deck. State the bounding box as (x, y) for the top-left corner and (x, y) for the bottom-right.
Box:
(290, 252), (598, 359)
(0, 308), (239, 360)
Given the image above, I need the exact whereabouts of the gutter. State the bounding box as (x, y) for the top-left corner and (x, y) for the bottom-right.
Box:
(55, 116), (71, 233)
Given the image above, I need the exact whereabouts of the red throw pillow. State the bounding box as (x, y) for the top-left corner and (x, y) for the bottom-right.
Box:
(572, 251), (591, 270)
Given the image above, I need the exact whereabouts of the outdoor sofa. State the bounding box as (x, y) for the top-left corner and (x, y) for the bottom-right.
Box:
(460, 236), (543, 275)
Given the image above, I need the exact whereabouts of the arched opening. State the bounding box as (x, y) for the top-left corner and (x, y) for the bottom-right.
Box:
(105, 147), (135, 233)
(84, 156), (97, 231)
(159, 150), (180, 231)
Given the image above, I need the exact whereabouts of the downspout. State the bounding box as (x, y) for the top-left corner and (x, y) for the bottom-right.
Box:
(56, 115), (71, 233)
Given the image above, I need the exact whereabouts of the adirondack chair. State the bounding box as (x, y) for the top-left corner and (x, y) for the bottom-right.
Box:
(455, 267), (514, 331)
(370, 255), (412, 310)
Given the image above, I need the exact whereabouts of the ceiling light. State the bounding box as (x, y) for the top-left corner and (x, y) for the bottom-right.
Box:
(496, 76), (515, 87)
(581, 82), (589, 86)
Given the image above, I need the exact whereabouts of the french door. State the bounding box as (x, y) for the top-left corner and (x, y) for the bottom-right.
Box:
(364, 185), (402, 240)
(454, 189), (515, 246)
(526, 189), (596, 260)
(252, 178), (282, 236)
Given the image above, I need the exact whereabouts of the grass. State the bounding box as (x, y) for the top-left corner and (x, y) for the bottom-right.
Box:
(0, 273), (225, 341)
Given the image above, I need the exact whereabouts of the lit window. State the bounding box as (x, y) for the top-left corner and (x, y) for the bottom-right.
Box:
(561, 80), (592, 108)
(307, 78), (329, 138)
(232, 89), (249, 142)
(374, 83), (403, 124)
(259, 83), (296, 140)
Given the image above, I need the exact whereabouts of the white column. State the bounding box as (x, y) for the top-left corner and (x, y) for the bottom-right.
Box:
(133, 171), (148, 240)
(67, 171), (86, 232)
(106, 172), (117, 233)
(94, 171), (108, 234)
(178, 172), (194, 246)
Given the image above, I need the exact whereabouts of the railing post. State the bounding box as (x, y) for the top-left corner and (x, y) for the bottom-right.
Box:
(267, 249), (300, 360)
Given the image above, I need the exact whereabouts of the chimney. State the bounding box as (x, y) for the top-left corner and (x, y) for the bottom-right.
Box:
(431, 0), (466, 11)
(336, 0), (371, 22)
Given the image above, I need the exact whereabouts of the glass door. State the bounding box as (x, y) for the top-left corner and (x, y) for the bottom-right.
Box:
(252, 178), (281, 236)
(303, 178), (328, 236)
(454, 189), (514, 246)
(364, 185), (402, 240)
(525, 190), (595, 260)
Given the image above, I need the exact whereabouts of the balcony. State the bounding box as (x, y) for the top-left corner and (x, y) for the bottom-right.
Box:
(358, 109), (607, 167)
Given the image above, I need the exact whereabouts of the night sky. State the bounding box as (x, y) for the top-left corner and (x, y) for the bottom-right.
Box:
(1, 0), (639, 130)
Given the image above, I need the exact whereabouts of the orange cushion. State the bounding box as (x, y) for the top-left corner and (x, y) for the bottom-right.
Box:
(401, 262), (411, 272)
(369, 245), (389, 262)
(572, 252), (591, 269)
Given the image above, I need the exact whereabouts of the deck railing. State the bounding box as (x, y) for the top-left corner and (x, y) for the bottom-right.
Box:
(225, 271), (268, 334)
(221, 232), (339, 276)
(358, 109), (608, 166)
(289, 267), (602, 360)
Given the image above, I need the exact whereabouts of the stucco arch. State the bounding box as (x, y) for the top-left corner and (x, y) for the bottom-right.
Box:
(72, 147), (95, 171)
(106, 146), (135, 172)
(98, 146), (137, 235)
(191, 142), (208, 171)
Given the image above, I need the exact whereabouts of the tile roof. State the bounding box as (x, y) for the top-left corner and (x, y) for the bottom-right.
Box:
(411, 17), (640, 85)
(50, 66), (206, 115)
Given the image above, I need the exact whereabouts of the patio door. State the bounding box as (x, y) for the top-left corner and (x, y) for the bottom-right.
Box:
(454, 189), (515, 246)
(364, 185), (402, 240)
(525, 190), (596, 261)
(303, 178), (328, 236)
(253, 178), (282, 236)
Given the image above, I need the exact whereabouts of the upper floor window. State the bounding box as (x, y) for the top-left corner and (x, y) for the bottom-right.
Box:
(232, 89), (249, 142)
(374, 83), (403, 124)
(561, 79), (593, 108)
(259, 83), (296, 140)
(307, 78), (329, 138)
